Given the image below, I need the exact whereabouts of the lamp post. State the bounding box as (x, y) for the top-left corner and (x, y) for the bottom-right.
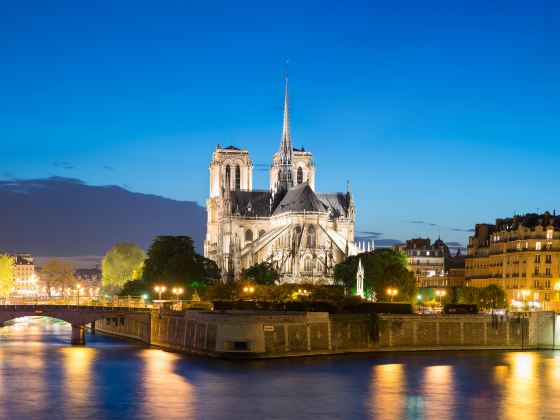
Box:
(436, 289), (446, 305)
(76, 284), (83, 307)
(386, 288), (398, 303)
(154, 285), (166, 301)
(172, 287), (184, 306)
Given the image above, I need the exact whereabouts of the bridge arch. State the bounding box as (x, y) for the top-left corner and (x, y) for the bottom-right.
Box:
(0, 305), (151, 345)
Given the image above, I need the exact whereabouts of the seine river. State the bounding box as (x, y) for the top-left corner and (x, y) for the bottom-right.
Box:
(0, 317), (558, 419)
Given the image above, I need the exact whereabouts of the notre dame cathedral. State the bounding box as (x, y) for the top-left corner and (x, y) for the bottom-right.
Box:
(204, 76), (359, 283)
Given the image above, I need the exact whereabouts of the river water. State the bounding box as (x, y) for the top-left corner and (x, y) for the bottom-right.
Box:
(0, 317), (558, 419)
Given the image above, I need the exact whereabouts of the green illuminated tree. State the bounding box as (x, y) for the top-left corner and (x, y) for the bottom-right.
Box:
(141, 236), (220, 293)
(479, 284), (507, 309)
(101, 242), (146, 294)
(0, 254), (15, 301)
(40, 260), (75, 298)
(334, 249), (416, 302)
(242, 262), (280, 285)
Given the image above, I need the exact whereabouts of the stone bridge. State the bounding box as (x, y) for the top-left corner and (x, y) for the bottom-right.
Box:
(0, 305), (152, 344)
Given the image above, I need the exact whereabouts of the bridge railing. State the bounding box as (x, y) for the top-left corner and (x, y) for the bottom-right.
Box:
(4, 296), (152, 309)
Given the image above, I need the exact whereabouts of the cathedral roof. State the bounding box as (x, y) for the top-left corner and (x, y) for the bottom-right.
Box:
(230, 190), (272, 217)
(273, 182), (327, 215)
(316, 192), (351, 218)
(222, 145), (241, 151)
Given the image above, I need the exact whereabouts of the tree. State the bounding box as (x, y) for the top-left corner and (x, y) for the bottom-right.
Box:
(455, 287), (480, 305)
(40, 260), (75, 297)
(334, 249), (417, 302)
(141, 236), (220, 295)
(242, 262), (280, 285)
(102, 242), (146, 294)
(0, 254), (15, 301)
(479, 284), (507, 309)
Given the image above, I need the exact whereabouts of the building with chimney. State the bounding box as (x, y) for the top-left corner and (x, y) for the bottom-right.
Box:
(204, 76), (358, 283)
(466, 211), (560, 310)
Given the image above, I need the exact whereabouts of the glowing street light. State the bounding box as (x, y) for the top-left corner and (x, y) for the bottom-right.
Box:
(76, 284), (83, 307)
(436, 289), (446, 305)
(243, 286), (255, 294)
(154, 285), (166, 301)
(172, 287), (184, 303)
(386, 288), (398, 302)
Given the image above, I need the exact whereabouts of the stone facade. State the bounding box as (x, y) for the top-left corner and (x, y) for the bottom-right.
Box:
(466, 212), (560, 310)
(95, 310), (559, 358)
(204, 77), (358, 283)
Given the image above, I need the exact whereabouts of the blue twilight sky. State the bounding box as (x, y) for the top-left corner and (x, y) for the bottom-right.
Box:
(1, 0), (560, 248)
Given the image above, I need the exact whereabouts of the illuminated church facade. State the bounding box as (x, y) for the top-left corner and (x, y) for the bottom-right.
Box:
(204, 77), (359, 283)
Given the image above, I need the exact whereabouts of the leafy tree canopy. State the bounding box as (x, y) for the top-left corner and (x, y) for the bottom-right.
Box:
(141, 236), (220, 294)
(242, 262), (280, 285)
(0, 254), (15, 299)
(333, 249), (417, 302)
(41, 260), (75, 297)
(101, 242), (146, 294)
(479, 284), (507, 309)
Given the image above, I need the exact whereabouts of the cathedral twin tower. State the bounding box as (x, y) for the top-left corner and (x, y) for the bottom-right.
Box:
(204, 76), (358, 283)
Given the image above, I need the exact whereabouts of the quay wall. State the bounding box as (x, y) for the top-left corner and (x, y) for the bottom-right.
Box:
(94, 310), (559, 358)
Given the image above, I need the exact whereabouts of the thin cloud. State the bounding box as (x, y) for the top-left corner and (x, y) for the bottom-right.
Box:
(53, 161), (75, 170)
(451, 228), (475, 233)
(406, 220), (437, 227)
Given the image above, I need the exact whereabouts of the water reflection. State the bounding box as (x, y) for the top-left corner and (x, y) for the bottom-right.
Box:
(0, 318), (559, 418)
(62, 346), (97, 415)
(140, 350), (194, 418)
(369, 363), (405, 419)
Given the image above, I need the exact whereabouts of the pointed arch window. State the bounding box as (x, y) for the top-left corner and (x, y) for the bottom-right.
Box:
(304, 256), (314, 272)
(297, 167), (303, 184)
(225, 165), (231, 188)
(307, 226), (316, 248)
(235, 165), (241, 190)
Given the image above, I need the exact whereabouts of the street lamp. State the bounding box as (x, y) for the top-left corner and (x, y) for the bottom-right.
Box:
(154, 285), (166, 301)
(76, 284), (83, 307)
(172, 287), (184, 303)
(436, 289), (446, 305)
(386, 288), (398, 302)
(243, 286), (255, 294)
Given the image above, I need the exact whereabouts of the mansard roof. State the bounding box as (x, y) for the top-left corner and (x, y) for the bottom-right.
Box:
(230, 190), (272, 217)
(273, 182), (327, 215)
(316, 192), (351, 218)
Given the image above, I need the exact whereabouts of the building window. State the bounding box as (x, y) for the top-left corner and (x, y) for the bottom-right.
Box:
(235, 165), (241, 190)
(547, 230), (553, 240)
(546, 255), (552, 264)
(545, 279), (551, 288)
(306, 226), (316, 248)
(535, 255), (541, 263)
(245, 229), (253, 242)
(535, 267), (540, 275)
(545, 292), (550, 301)
(304, 256), (314, 272)
(534, 279), (540, 289)
(517, 242), (521, 251)
(225, 164), (231, 187)
(546, 267), (551, 276)
(536, 241), (542, 251)
(259, 229), (266, 238)
(297, 167), (303, 184)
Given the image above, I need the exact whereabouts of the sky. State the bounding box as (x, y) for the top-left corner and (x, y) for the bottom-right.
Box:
(1, 0), (560, 248)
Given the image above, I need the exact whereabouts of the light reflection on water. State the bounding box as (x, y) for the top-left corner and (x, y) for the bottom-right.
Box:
(1, 317), (560, 418)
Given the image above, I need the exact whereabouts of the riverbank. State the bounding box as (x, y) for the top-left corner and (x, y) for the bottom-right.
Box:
(93, 309), (560, 359)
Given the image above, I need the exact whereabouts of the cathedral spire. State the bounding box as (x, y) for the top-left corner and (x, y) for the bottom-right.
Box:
(276, 64), (294, 194)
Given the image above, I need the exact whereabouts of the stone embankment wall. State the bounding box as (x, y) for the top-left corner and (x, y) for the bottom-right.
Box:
(94, 312), (152, 343)
(94, 310), (559, 358)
